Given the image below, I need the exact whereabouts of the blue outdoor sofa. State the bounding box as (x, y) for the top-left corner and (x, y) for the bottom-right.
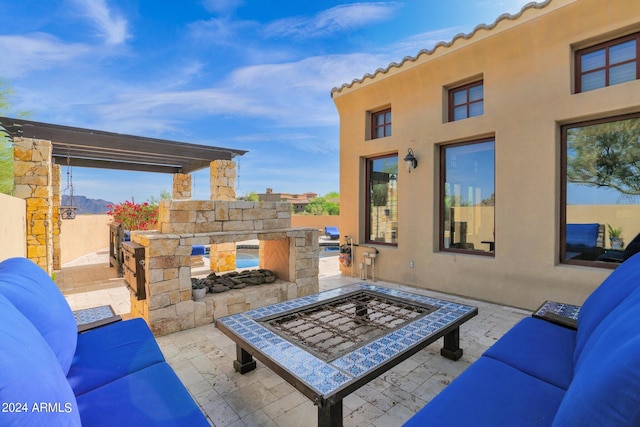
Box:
(404, 252), (640, 426)
(0, 257), (209, 426)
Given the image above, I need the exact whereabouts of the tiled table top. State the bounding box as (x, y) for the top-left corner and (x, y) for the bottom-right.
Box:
(532, 300), (581, 329)
(217, 283), (478, 402)
(73, 305), (122, 332)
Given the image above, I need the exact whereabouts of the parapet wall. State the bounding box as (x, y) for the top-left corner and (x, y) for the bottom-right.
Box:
(130, 200), (319, 336)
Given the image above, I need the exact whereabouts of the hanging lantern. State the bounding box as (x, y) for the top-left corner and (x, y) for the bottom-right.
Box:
(60, 147), (77, 220)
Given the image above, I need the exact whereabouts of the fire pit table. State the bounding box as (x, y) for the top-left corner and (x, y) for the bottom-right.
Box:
(216, 283), (478, 427)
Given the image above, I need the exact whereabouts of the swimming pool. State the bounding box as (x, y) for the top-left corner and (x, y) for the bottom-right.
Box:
(233, 247), (339, 269)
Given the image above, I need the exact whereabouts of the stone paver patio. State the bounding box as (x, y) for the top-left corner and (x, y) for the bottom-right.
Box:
(60, 252), (528, 427)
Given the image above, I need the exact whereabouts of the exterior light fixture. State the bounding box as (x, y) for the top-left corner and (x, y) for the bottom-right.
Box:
(404, 148), (418, 173)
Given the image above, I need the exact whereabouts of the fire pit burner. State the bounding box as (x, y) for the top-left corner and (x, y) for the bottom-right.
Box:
(258, 290), (437, 361)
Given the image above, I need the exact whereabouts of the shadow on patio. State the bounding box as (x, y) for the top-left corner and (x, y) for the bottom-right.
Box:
(58, 252), (528, 427)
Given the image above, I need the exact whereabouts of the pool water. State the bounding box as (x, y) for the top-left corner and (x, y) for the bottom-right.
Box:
(209, 247), (339, 269)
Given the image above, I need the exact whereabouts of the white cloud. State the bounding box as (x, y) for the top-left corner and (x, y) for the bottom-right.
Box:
(264, 2), (401, 39)
(75, 51), (384, 136)
(202, 0), (244, 15)
(188, 17), (257, 46)
(0, 33), (90, 78)
(388, 28), (466, 58)
(70, 0), (129, 45)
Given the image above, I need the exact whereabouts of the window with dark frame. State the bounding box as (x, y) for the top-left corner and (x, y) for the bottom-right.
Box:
(561, 112), (640, 267)
(366, 154), (398, 245)
(371, 109), (392, 139)
(575, 32), (639, 93)
(440, 139), (495, 255)
(449, 81), (484, 122)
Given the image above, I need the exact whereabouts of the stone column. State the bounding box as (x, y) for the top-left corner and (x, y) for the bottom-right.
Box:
(172, 173), (192, 200)
(13, 137), (54, 273)
(210, 160), (237, 271)
(210, 160), (236, 201)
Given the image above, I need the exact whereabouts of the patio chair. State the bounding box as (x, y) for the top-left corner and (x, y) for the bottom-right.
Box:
(565, 223), (604, 260)
(324, 226), (340, 240)
(597, 232), (640, 263)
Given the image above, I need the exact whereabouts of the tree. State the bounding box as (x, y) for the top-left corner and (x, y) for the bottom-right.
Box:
(567, 118), (640, 197)
(303, 193), (340, 215)
(244, 191), (259, 201)
(0, 81), (15, 195)
(0, 80), (31, 195)
(147, 190), (172, 206)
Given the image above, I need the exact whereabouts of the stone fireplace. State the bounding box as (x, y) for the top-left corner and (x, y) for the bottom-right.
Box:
(128, 199), (319, 336)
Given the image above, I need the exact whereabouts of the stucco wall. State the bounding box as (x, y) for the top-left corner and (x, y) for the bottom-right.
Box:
(291, 215), (339, 232)
(333, 0), (640, 309)
(60, 214), (111, 264)
(0, 194), (27, 261)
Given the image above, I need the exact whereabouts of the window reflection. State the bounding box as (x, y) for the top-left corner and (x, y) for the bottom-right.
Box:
(367, 155), (398, 244)
(563, 114), (640, 264)
(441, 140), (495, 253)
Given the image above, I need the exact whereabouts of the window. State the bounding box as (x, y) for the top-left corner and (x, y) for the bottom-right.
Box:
(449, 81), (484, 122)
(561, 113), (640, 266)
(440, 139), (495, 254)
(576, 33), (639, 93)
(366, 154), (398, 245)
(371, 109), (391, 139)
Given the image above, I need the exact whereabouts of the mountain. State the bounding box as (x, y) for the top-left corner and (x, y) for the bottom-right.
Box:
(61, 195), (113, 214)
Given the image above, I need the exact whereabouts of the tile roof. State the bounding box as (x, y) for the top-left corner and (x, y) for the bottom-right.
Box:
(330, 0), (553, 97)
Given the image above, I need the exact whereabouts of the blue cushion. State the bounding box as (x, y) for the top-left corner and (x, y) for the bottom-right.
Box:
(77, 362), (210, 426)
(67, 318), (166, 396)
(483, 317), (575, 389)
(403, 357), (565, 427)
(565, 223), (599, 249)
(554, 290), (640, 426)
(191, 245), (206, 255)
(0, 257), (77, 374)
(324, 226), (340, 236)
(574, 252), (640, 363)
(0, 294), (81, 426)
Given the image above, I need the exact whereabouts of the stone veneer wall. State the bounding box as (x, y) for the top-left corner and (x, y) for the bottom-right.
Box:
(172, 173), (191, 200)
(13, 137), (54, 273)
(210, 160), (236, 201)
(129, 199), (319, 336)
(210, 160), (238, 272)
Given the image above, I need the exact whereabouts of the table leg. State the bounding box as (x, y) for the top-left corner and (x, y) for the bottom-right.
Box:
(440, 327), (464, 361)
(233, 345), (257, 374)
(318, 400), (343, 427)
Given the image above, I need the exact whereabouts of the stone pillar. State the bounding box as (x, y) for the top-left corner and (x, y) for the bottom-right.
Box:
(13, 137), (54, 273)
(210, 160), (236, 201)
(210, 160), (237, 272)
(51, 164), (62, 270)
(172, 173), (192, 200)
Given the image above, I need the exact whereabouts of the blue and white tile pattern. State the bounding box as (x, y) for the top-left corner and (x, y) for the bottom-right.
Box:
(217, 283), (477, 399)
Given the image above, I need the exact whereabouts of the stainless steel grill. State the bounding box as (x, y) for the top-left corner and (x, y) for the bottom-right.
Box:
(259, 290), (436, 361)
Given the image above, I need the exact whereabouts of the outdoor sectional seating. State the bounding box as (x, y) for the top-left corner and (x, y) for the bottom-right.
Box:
(404, 252), (640, 426)
(0, 257), (209, 426)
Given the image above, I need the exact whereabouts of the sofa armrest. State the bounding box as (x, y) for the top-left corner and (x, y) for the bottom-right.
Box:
(74, 305), (122, 333)
(532, 301), (580, 330)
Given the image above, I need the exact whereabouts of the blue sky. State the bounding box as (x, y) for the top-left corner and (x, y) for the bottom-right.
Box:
(1, 0), (532, 203)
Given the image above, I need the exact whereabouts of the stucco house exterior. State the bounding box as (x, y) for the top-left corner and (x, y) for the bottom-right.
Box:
(332, 0), (640, 310)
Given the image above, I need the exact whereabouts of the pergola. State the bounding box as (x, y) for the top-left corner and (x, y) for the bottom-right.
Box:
(0, 117), (247, 174)
(1, 116), (247, 273)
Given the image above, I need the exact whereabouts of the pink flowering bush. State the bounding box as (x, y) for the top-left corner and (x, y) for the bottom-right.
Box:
(107, 201), (158, 231)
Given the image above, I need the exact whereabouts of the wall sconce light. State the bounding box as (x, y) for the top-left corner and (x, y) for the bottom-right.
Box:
(404, 148), (418, 173)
